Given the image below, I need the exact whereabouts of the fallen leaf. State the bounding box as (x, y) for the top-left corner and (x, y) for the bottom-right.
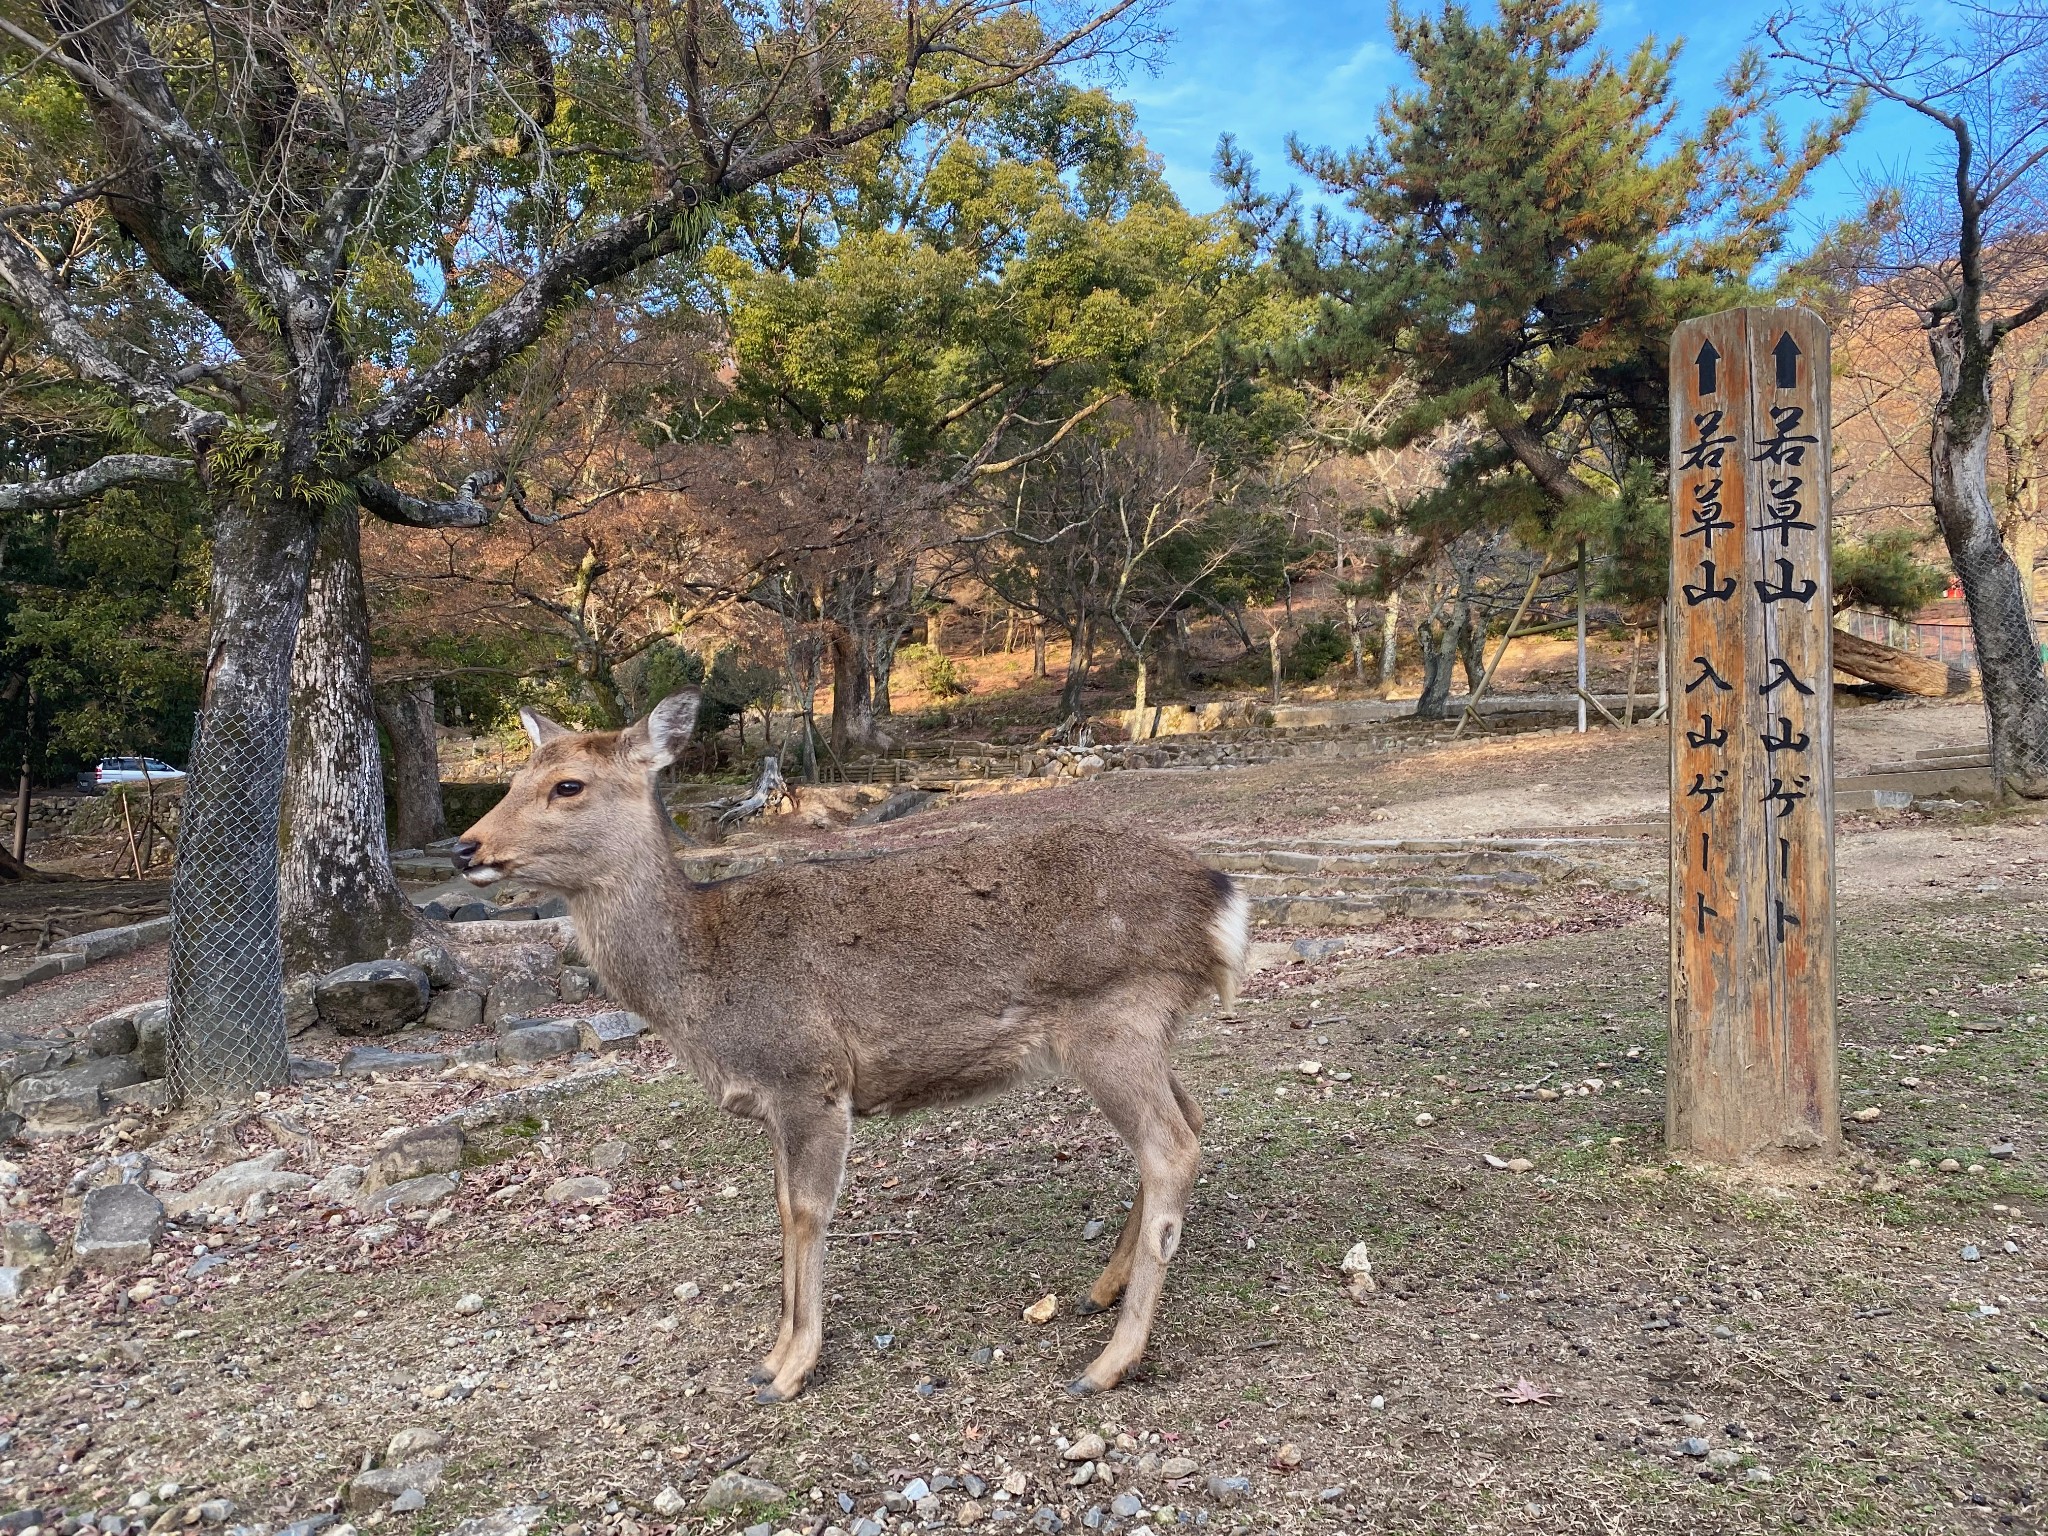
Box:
(1493, 1377), (1556, 1405)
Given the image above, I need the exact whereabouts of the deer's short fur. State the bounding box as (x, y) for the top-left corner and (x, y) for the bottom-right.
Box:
(452, 690), (1246, 1402)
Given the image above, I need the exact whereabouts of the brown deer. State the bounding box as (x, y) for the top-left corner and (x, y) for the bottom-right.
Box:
(451, 690), (1246, 1402)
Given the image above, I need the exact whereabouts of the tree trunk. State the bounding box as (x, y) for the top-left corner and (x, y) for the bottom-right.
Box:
(1458, 601), (1486, 690)
(376, 679), (448, 848)
(1414, 616), (1461, 719)
(829, 628), (875, 757)
(1831, 627), (1958, 697)
(168, 488), (318, 1098)
(280, 506), (419, 977)
(1032, 623), (1048, 679)
(1267, 626), (1282, 703)
(1379, 592), (1401, 691)
(1058, 614), (1091, 721)
(1930, 323), (2048, 795)
(1131, 650), (1150, 738)
(9, 764), (26, 865)
(1346, 594), (1365, 683)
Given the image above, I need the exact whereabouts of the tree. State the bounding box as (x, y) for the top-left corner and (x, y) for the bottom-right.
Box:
(1281, 0), (1851, 604)
(0, 0), (1150, 1094)
(1770, 0), (2048, 794)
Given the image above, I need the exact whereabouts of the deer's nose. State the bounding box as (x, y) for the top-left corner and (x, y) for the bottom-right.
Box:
(449, 839), (482, 870)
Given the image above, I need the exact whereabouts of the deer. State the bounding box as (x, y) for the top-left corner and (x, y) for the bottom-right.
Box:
(450, 690), (1247, 1403)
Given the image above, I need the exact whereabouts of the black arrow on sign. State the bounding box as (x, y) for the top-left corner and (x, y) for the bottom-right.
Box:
(1696, 339), (1720, 395)
(1773, 331), (1801, 389)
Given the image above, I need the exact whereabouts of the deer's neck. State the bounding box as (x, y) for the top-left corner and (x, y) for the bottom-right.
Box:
(565, 843), (699, 1030)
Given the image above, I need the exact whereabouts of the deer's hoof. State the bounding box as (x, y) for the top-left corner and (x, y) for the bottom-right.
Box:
(746, 1365), (775, 1385)
(1074, 1293), (1115, 1317)
(1065, 1375), (1107, 1398)
(752, 1386), (790, 1406)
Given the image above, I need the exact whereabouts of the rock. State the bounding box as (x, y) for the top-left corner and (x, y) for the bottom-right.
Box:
(1988, 1141), (2018, 1159)
(454, 1292), (486, 1315)
(558, 967), (600, 1004)
(1339, 1241), (1375, 1290)
(1938, 1158), (1962, 1173)
(0, 1109), (21, 1144)
(1850, 1106), (1882, 1123)
(499, 1020), (580, 1063)
(314, 960), (431, 1035)
(1064, 1434), (1107, 1463)
(358, 1173), (458, 1213)
(1413, 1112), (1435, 1128)
(651, 1488), (688, 1518)
(1679, 1438), (1710, 1458)
(309, 1165), (366, 1203)
(446, 1509), (546, 1536)
(1744, 1467), (1773, 1484)
(339, 1045), (447, 1076)
(386, 1427), (445, 1461)
(106, 1081), (174, 1113)
(590, 1139), (632, 1172)
(364, 1123), (465, 1195)
(1273, 1443), (1302, 1470)
(1962, 1244), (1982, 1262)
(195, 1501), (233, 1525)
(1023, 1292), (1058, 1324)
(131, 1002), (169, 1078)
(0, 1265), (26, 1301)
(1109, 1494), (1142, 1518)
(73, 1183), (164, 1270)
(423, 894), (494, 923)
(575, 1011), (647, 1054)
(11, 1056), (146, 1129)
(4, 1220), (56, 1269)
(1705, 1448), (1740, 1469)
(700, 1473), (785, 1512)
(536, 896), (570, 919)
(1505, 1157), (1536, 1173)
(166, 1153), (312, 1218)
(345, 1458), (444, 1513)
(545, 1174), (611, 1206)
(424, 989), (485, 1032)
(79, 1013), (140, 1059)
(1159, 1458), (1199, 1480)
(485, 975), (557, 1030)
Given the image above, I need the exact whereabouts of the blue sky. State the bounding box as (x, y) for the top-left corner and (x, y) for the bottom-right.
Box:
(1119, 0), (1954, 248)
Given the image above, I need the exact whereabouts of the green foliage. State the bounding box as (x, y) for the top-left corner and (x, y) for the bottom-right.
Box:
(1286, 619), (1352, 681)
(897, 642), (967, 699)
(1834, 531), (1948, 619)
(0, 488), (207, 778)
(621, 640), (780, 736)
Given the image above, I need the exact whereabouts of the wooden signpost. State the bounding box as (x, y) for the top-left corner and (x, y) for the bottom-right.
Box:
(1667, 308), (1839, 1163)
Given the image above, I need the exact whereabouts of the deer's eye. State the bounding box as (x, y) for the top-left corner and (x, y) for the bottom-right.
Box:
(550, 780), (584, 800)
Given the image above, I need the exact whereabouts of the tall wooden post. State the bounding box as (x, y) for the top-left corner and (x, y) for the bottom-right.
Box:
(1667, 307), (1839, 1163)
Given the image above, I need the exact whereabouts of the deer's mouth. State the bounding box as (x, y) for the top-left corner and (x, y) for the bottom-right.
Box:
(461, 863), (508, 885)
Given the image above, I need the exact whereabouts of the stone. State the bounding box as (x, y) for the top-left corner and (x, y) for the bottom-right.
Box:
(345, 1458), (444, 1513)
(0, 1109), (21, 1144)
(423, 894), (493, 923)
(1064, 1434), (1107, 1462)
(545, 1174), (611, 1206)
(195, 1502), (233, 1525)
(558, 967), (600, 1004)
(1205, 1476), (1249, 1505)
(485, 975), (557, 1030)
(1109, 1495), (1142, 1519)
(1988, 1141), (2018, 1159)
(289, 1057), (337, 1082)
(1505, 1157), (1536, 1173)
(446, 1510), (545, 1536)
(127, 1002), (169, 1078)
(424, 989), (485, 1033)
(4, 1221), (56, 1269)
(1705, 1448), (1740, 1469)
(590, 1139), (632, 1172)
(310, 1165), (366, 1203)
(106, 1081), (174, 1113)
(358, 1173), (458, 1213)
(454, 1292), (486, 1315)
(1413, 1112), (1435, 1127)
(1023, 1292), (1058, 1324)
(536, 896), (570, 919)
(364, 1123), (465, 1195)
(0, 1265), (25, 1301)
(575, 1011), (647, 1054)
(1850, 1106), (1882, 1123)
(1081, 1216), (1106, 1240)
(0, 1030), (73, 1091)
(1938, 1158), (1962, 1173)
(314, 960), (431, 1036)
(73, 1183), (164, 1270)
(79, 1014), (140, 1059)
(651, 1489), (688, 1519)
(700, 1473), (785, 1512)
(853, 789), (935, 825)
(386, 1427), (445, 1461)
(11, 1056), (146, 1129)
(1680, 1438), (1710, 1458)
(1159, 1457), (1198, 1480)
(1962, 1245), (1982, 1262)
(339, 1045), (447, 1076)
(167, 1153), (313, 1218)
(500, 1020), (580, 1063)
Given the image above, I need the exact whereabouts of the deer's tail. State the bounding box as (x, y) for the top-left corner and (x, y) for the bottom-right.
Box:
(1204, 867), (1249, 1014)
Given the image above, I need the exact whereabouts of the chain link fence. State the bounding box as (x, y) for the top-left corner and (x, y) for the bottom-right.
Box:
(167, 702), (293, 1103)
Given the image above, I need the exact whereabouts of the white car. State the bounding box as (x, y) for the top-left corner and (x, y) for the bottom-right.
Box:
(92, 756), (186, 790)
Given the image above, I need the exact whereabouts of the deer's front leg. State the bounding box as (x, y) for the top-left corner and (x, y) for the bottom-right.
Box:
(753, 1094), (852, 1405)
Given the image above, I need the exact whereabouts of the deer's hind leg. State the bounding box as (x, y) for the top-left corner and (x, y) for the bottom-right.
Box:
(1078, 1072), (1200, 1315)
(750, 1094), (852, 1405)
(1066, 1040), (1201, 1395)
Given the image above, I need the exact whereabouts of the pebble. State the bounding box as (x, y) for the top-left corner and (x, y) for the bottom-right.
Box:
(1962, 1245), (1983, 1262)
(1850, 1107), (1882, 1123)
(1988, 1141), (2017, 1159)
(1159, 1457), (1199, 1480)
(675, 1281), (701, 1301)
(902, 1479), (929, 1501)
(1680, 1438), (1709, 1458)
(1023, 1293), (1058, 1325)
(1369, 1395), (1385, 1410)
(1109, 1495), (1143, 1519)
(1297, 1060), (1322, 1077)
(1065, 1433), (1107, 1462)
(453, 1293), (485, 1315)
(387, 1427), (445, 1461)
(1505, 1157), (1535, 1173)
(543, 1175), (612, 1206)
(1081, 1217), (1106, 1241)
(1706, 1449), (1740, 1470)
(700, 1473), (786, 1512)
(1068, 1464), (1095, 1488)
(1273, 1443), (1302, 1469)
(1938, 1158), (1962, 1173)
(590, 1139), (632, 1172)
(1744, 1467), (1772, 1484)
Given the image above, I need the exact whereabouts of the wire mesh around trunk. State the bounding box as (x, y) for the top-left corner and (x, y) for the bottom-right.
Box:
(167, 701), (292, 1102)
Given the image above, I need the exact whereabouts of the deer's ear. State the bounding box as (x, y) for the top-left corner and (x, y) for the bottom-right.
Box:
(519, 706), (570, 749)
(623, 690), (701, 769)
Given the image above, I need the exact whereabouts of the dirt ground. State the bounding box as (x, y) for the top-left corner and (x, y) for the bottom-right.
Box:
(2, 699), (2043, 1536)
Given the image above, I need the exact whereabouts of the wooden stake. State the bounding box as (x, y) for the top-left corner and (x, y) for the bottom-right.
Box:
(119, 790), (144, 881)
